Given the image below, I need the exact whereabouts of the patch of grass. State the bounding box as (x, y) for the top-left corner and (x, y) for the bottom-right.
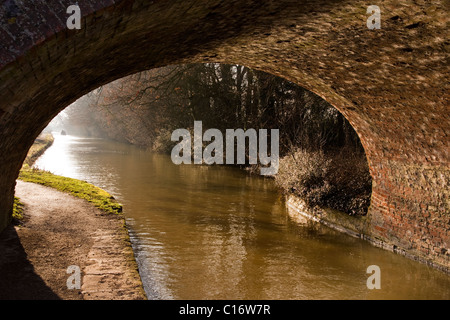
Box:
(13, 196), (24, 221)
(19, 168), (123, 215)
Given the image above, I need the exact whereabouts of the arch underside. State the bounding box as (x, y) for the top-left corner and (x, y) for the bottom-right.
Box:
(0, 0), (448, 270)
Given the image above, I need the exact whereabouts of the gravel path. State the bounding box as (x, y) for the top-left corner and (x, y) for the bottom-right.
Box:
(0, 180), (146, 300)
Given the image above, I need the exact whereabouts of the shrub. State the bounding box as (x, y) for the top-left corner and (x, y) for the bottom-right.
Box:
(275, 148), (371, 216)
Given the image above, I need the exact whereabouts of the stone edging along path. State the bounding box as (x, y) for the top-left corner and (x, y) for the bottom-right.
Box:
(0, 180), (146, 300)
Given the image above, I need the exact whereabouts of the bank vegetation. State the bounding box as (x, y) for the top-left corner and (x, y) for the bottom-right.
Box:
(18, 133), (123, 216)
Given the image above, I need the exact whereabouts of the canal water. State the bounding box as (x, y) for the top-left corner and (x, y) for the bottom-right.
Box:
(34, 133), (449, 300)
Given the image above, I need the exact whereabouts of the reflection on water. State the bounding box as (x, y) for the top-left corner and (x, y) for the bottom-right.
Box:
(34, 133), (450, 300)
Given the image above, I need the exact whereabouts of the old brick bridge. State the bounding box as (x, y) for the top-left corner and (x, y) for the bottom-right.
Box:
(0, 0), (448, 271)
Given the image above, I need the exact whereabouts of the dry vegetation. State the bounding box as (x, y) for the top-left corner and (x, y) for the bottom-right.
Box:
(275, 148), (372, 216)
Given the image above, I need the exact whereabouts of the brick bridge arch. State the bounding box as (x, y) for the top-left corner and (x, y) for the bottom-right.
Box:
(0, 0), (448, 270)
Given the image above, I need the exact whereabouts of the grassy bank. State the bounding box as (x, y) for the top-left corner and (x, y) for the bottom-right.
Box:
(18, 133), (123, 215)
(13, 132), (54, 223)
(13, 197), (24, 221)
(19, 169), (123, 215)
(23, 132), (54, 167)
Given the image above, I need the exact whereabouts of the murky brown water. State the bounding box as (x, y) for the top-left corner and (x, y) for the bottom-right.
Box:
(34, 133), (450, 300)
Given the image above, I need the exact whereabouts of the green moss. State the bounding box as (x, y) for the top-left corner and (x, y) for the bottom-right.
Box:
(18, 168), (123, 215)
(13, 196), (24, 221)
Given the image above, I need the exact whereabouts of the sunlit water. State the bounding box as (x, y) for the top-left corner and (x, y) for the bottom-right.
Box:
(34, 133), (450, 300)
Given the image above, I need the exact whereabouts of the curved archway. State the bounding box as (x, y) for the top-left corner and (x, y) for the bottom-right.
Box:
(0, 0), (448, 271)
